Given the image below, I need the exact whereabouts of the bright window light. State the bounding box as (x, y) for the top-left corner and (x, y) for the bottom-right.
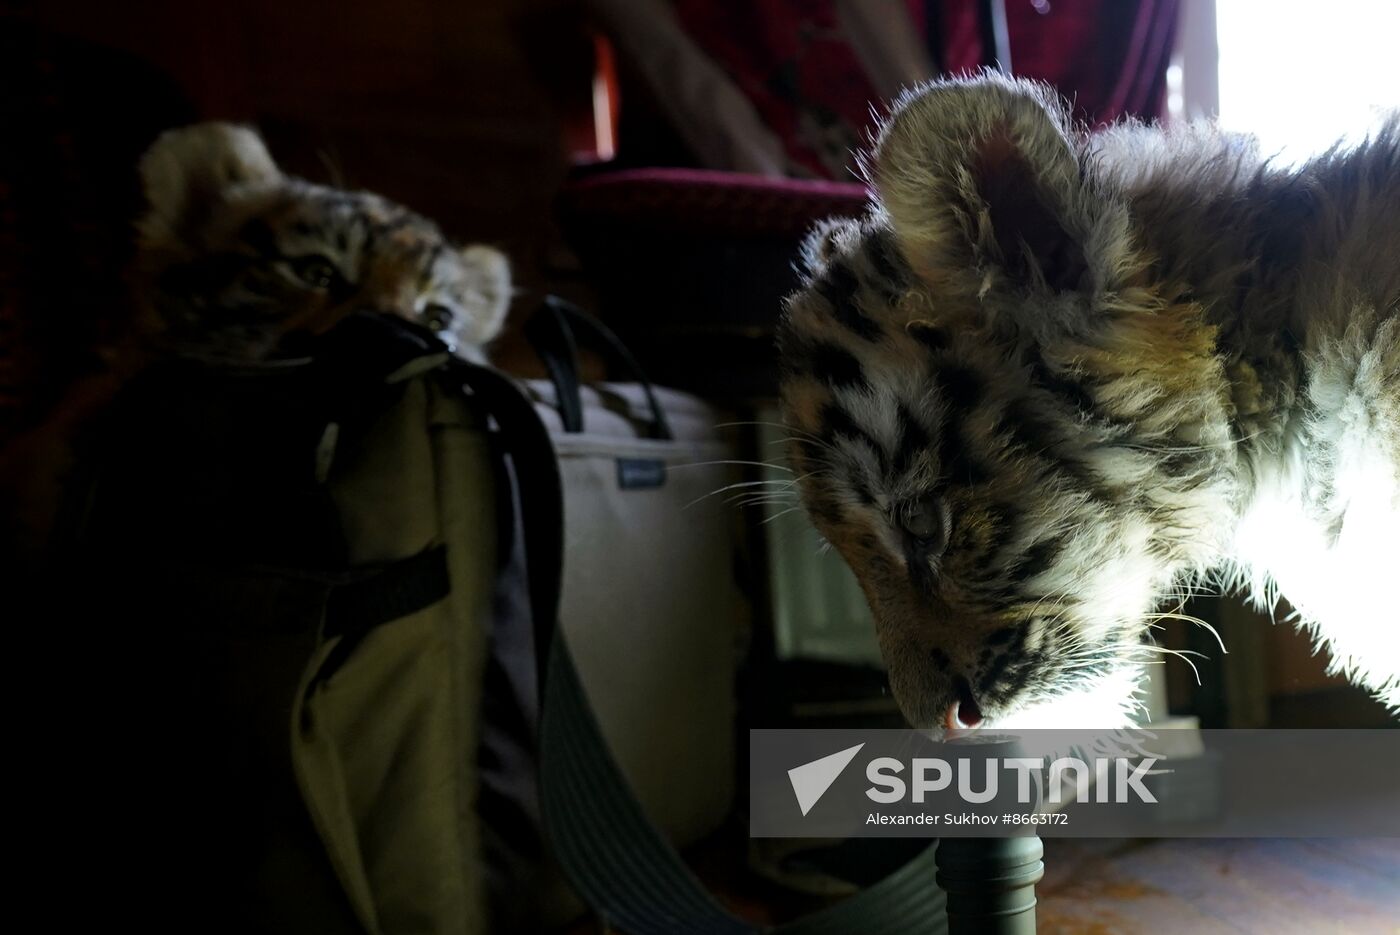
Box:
(1216, 0), (1400, 166)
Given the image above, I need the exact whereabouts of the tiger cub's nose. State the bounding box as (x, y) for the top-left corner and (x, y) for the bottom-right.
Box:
(944, 677), (984, 731)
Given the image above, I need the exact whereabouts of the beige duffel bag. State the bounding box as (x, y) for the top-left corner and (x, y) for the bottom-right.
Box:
(523, 298), (746, 850)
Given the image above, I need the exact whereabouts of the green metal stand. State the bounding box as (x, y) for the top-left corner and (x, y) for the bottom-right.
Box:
(935, 835), (1044, 934)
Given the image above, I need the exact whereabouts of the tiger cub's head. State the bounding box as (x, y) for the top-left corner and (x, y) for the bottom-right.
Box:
(135, 122), (510, 361)
(778, 74), (1236, 732)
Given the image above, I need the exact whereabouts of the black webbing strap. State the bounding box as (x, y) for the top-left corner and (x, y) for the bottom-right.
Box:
(307, 546), (453, 694)
(323, 545), (451, 639)
(455, 362), (948, 935)
(452, 363), (566, 686)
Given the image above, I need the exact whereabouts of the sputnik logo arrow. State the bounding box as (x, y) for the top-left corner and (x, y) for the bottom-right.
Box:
(787, 743), (865, 816)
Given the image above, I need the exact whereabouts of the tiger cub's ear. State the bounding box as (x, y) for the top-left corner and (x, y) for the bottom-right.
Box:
(138, 122), (282, 247)
(868, 73), (1126, 299)
(457, 245), (513, 347)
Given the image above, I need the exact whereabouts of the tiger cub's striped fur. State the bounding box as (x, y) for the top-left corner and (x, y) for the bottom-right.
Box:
(137, 122), (511, 361)
(778, 73), (1399, 731)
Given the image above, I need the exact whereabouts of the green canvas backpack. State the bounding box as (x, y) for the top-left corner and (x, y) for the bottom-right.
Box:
(62, 313), (510, 932)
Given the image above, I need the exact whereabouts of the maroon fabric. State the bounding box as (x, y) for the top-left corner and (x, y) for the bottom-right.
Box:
(671, 0), (1180, 180)
(936, 0), (1180, 125)
(559, 168), (869, 238)
(670, 2), (883, 179)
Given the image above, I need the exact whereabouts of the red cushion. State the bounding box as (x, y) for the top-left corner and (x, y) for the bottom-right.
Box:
(558, 168), (870, 239)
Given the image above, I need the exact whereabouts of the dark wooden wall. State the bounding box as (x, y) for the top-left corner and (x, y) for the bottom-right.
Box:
(24, 0), (590, 274)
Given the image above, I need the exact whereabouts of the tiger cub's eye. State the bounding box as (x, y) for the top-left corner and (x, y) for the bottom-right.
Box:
(901, 497), (948, 553)
(290, 255), (340, 290)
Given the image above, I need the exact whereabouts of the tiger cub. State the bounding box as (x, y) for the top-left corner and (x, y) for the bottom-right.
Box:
(1, 122), (512, 562)
(778, 73), (1399, 731)
(136, 122), (511, 361)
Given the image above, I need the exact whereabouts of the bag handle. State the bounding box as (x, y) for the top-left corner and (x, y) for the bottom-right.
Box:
(523, 296), (674, 441)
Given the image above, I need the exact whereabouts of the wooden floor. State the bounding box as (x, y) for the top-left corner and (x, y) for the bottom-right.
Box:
(564, 835), (1400, 934)
(1038, 838), (1400, 934)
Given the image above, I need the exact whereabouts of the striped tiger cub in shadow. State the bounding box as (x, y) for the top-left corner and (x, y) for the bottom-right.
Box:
(1, 122), (512, 562)
(136, 122), (511, 360)
(778, 73), (1399, 731)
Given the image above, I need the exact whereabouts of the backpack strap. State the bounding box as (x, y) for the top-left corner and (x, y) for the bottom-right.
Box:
(452, 362), (565, 684)
(453, 362), (949, 935)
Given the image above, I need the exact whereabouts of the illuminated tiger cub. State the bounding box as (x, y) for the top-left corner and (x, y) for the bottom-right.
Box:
(779, 73), (1399, 731)
(137, 122), (511, 361)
